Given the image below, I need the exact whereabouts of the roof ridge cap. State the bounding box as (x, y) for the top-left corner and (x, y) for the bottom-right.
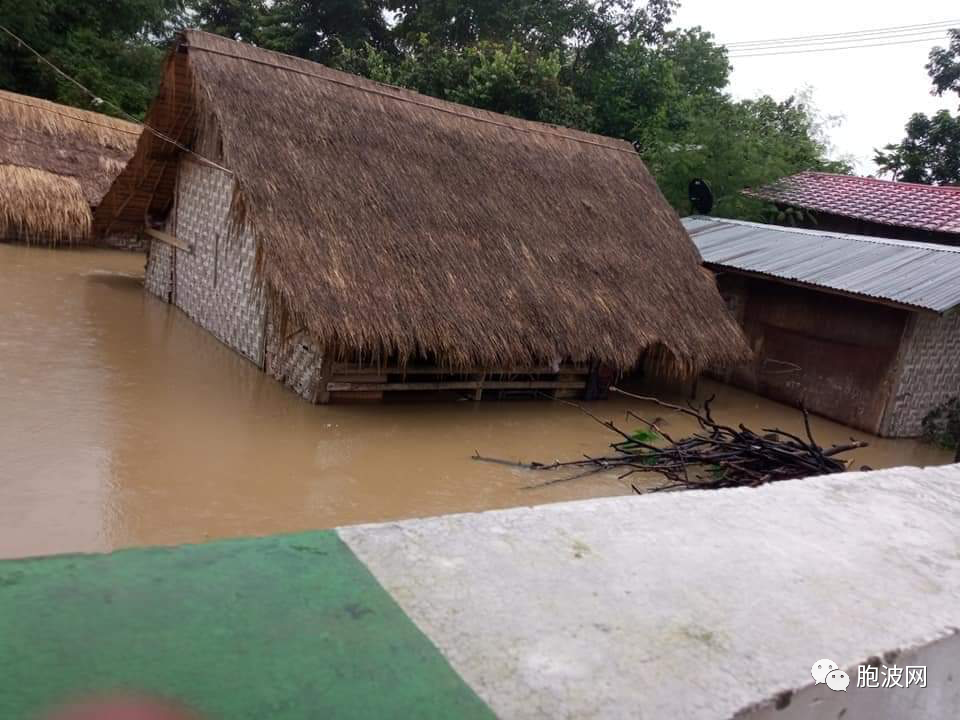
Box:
(181, 30), (636, 157)
(790, 170), (960, 193)
(691, 216), (960, 254)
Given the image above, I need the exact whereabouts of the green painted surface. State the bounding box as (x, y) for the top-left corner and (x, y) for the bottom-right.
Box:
(0, 532), (494, 720)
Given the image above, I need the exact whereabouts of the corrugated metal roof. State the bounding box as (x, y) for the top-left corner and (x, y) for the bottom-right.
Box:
(683, 216), (960, 314)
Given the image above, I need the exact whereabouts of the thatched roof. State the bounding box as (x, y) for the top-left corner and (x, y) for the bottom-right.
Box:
(0, 89), (140, 243)
(95, 30), (749, 373)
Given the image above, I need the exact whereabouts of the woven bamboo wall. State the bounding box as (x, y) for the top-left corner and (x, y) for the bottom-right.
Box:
(144, 229), (174, 300)
(263, 302), (328, 402)
(143, 157), (266, 366)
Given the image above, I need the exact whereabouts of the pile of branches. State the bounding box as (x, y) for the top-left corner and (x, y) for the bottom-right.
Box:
(474, 387), (868, 493)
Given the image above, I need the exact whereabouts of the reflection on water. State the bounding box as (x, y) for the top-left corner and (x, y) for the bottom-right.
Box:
(0, 245), (952, 559)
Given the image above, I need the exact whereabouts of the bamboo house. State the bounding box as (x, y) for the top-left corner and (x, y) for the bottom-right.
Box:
(94, 30), (748, 403)
(0, 89), (141, 245)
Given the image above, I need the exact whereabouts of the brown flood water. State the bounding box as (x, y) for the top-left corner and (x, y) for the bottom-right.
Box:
(0, 245), (952, 559)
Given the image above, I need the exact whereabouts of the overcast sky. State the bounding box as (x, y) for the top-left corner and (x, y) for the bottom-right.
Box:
(671, 0), (958, 174)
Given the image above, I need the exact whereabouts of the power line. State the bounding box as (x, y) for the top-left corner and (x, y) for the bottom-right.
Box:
(0, 23), (232, 174)
(725, 19), (959, 48)
(1, 92), (142, 137)
(727, 25), (957, 53)
(728, 33), (953, 58)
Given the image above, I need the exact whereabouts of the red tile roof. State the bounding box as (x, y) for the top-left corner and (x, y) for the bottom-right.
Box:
(744, 172), (960, 235)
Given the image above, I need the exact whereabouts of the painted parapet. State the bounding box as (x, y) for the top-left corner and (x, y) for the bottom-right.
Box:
(3, 464), (960, 719)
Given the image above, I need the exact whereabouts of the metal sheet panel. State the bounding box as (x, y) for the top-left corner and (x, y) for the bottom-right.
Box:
(683, 216), (960, 313)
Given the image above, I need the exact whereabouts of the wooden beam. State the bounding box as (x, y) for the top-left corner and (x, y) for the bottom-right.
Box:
(331, 365), (589, 376)
(145, 227), (192, 252)
(325, 380), (587, 392)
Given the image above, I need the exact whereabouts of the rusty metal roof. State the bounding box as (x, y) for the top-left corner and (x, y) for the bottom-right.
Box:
(743, 171), (960, 235)
(683, 216), (960, 314)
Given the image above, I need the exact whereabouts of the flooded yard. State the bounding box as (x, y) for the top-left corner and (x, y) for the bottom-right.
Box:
(0, 244), (952, 559)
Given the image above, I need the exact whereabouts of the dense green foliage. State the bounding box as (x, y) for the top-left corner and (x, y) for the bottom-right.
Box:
(876, 29), (960, 186)
(0, 0), (185, 116)
(922, 396), (960, 451)
(0, 0), (849, 217)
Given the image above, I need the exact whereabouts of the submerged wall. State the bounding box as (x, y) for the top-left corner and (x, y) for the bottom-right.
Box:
(882, 311), (960, 437)
(262, 300), (329, 403)
(715, 274), (907, 435)
(143, 157), (266, 366)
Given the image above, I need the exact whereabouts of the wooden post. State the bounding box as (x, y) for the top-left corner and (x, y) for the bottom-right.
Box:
(474, 373), (485, 401)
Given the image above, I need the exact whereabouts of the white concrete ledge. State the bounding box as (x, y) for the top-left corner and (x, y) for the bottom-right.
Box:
(340, 465), (960, 719)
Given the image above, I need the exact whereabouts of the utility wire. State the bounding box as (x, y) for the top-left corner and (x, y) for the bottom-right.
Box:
(727, 25), (957, 53)
(0, 23), (231, 174)
(725, 19), (959, 48)
(1, 92), (142, 136)
(728, 33), (953, 58)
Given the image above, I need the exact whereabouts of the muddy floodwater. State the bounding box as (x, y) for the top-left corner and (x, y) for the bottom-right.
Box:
(1, 245), (953, 559)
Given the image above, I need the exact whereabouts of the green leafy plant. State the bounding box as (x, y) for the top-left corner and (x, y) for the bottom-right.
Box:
(921, 397), (960, 450)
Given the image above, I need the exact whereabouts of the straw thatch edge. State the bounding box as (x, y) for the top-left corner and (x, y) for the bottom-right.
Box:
(0, 90), (140, 151)
(0, 164), (91, 243)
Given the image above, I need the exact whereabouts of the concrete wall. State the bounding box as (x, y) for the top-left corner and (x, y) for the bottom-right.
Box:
(3, 464), (960, 718)
(715, 274), (907, 434)
(342, 464), (960, 720)
(143, 157), (266, 366)
(882, 311), (960, 437)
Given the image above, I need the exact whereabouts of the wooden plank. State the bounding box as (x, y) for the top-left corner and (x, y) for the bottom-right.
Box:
(330, 365), (590, 376)
(145, 227), (192, 252)
(331, 374), (389, 383)
(330, 390), (384, 403)
(325, 380), (587, 392)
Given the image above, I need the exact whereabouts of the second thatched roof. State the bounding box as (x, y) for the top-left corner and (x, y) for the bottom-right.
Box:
(95, 30), (748, 374)
(0, 90), (141, 243)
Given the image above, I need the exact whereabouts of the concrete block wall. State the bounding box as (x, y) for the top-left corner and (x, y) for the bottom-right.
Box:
(883, 311), (960, 436)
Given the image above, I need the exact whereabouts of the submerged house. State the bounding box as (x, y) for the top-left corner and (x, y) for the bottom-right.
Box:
(684, 216), (960, 437)
(745, 171), (960, 246)
(94, 30), (748, 403)
(0, 89), (140, 245)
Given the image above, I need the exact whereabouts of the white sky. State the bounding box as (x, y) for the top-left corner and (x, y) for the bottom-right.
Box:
(671, 0), (958, 174)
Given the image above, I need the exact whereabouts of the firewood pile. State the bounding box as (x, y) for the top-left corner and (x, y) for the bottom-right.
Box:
(473, 387), (868, 493)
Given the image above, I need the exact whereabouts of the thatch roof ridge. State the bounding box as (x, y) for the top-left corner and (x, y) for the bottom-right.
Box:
(0, 90), (141, 242)
(96, 30), (750, 373)
(182, 30), (631, 156)
(0, 89), (140, 148)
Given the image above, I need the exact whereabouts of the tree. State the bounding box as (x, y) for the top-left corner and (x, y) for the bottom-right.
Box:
(335, 16), (845, 220)
(876, 30), (960, 185)
(193, 0), (265, 42)
(647, 93), (852, 218)
(584, 28), (728, 147)
(0, 0), (847, 217)
(875, 111), (960, 184)
(927, 28), (960, 98)
(337, 37), (595, 129)
(259, 0), (393, 64)
(0, 0), (184, 118)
